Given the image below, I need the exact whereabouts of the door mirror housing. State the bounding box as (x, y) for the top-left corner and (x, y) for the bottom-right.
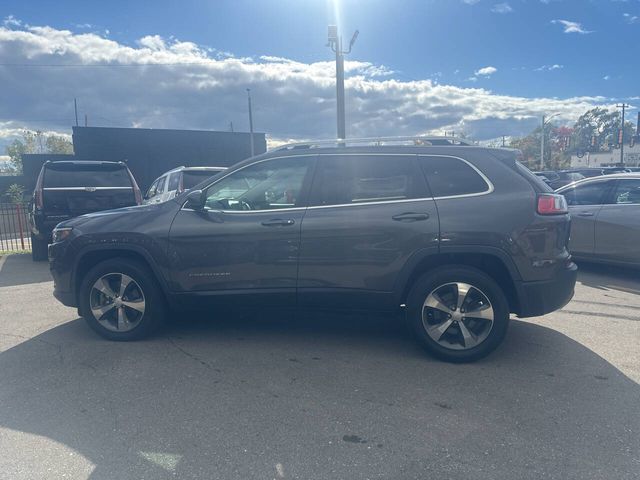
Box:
(185, 189), (205, 210)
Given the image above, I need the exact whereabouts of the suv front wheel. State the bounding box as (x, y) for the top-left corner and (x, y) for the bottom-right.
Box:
(79, 258), (166, 340)
(407, 266), (509, 363)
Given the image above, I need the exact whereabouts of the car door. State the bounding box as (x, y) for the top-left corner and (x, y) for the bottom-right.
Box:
(297, 153), (438, 310)
(594, 178), (640, 265)
(560, 179), (613, 257)
(168, 155), (315, 305)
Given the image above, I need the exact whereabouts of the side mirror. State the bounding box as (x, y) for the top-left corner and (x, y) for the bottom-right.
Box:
(185, 189), (205, 210)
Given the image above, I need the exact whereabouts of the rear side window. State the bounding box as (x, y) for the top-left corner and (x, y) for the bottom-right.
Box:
(44, 164), (131, 188)
(562, 181), (611, 206)
(310, 155), (426, 206)
(418, 156), (490, 197)
(609, 179), (640, 205)
(168, 173), (180, 191)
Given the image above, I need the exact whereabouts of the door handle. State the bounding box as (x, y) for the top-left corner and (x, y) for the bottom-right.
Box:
(577, 212), (595, 217)
(392, 212), (430, 222)
(261, 219), (295, 227)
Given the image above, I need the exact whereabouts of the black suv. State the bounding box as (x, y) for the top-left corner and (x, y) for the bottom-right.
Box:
(29, 160), (142, 261)
(48, 138), (577, 362)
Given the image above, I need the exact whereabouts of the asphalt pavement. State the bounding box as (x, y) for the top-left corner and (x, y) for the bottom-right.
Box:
(0, 254), (638, 480)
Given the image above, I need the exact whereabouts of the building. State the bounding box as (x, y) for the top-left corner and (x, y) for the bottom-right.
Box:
(570, 143), (640, 169)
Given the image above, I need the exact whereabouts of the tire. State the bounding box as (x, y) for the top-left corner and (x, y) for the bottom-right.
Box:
(79, 258), (167, 341)
(406, 265), (509, 363)
(31, 234), (48, 261)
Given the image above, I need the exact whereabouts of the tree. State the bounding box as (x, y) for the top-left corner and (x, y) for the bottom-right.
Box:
(571, 107), (635, 154)
(509, 124), (573, 170)
(4, 183), (25, 203)
(5, 130), (73, 173)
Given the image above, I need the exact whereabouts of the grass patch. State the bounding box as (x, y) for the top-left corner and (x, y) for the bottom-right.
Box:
(0, 249), (31, 256)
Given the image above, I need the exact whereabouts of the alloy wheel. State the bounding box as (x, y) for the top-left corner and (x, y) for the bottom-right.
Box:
(89, 273), (146, 332)
(422, 282), (494, 350)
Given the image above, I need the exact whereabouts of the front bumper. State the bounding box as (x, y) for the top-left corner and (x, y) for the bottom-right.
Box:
(516, 261), (578, 318)
(49, 241), (77, 308)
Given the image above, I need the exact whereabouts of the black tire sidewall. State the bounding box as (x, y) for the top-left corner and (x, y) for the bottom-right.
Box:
(407, 265), (509, 363)
(31, 234), (48, 261)
(79, 258), (166, 341)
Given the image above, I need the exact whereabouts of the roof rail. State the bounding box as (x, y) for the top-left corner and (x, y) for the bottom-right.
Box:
(272, 136), (474, 151)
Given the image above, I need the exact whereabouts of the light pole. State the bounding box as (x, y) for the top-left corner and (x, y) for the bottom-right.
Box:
(247, 88), (254, 157)
(328, 25), (358, 140)
(540, 113), (560, 170)
(617, 103), (630, 166)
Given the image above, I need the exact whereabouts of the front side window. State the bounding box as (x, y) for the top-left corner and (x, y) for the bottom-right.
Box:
(156, 176), (167, 194)
(610, 179), (640, 205)
(418, 156), (490, 198)
(204, 157), (312, 211)
(310, 155), (424, 206)
(562, 181), (610, 206)
(145, 179), (159, 199)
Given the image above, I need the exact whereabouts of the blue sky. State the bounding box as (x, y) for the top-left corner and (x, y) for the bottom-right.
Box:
(0, 0), (638, 147)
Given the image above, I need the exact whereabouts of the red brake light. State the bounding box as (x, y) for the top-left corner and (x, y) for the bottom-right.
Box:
(537, 194), (568, 215)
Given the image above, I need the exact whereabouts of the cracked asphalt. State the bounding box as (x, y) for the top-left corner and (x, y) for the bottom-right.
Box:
(0, 254), (639, 479)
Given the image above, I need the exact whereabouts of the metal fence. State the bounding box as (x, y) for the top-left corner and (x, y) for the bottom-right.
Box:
(0, 203), (31, 252)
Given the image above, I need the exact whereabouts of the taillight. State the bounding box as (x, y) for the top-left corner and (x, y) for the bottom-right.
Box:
(34, 168), (44, 209)
(537, 194), (568, 215)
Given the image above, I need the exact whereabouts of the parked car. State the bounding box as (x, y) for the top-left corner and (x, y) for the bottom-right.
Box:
(48, 137), (577, 362)
(556, 173), (640, 267)
(29, 160), (142, 261)
(564, 168), (606, 178)
(143, 166), (227, 204)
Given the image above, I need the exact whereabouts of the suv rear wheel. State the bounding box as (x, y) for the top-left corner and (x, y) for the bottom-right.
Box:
(79, 258), (166, 340)
(407, 266), (509, 362)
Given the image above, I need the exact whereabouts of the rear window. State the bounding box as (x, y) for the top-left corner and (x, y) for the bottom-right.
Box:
(182, 170), (220, 190)
(418, 156), (489, 197)
(44, 164), (132, 188)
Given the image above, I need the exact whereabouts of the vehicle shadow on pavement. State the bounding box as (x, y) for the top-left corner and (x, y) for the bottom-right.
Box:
(0, 254), (50, 287)
(1, 312), (639, 479)
(576, 261), (640, 296)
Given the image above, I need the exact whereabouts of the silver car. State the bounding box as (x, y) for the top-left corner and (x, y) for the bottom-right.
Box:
(143, 166), (226, 204)
(556, 173), (640, 267)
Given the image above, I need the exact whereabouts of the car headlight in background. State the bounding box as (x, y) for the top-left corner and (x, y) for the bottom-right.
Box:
(52, 227), (73, 243)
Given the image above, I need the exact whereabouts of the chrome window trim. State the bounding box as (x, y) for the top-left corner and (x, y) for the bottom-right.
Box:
(180, 152), (494, 213)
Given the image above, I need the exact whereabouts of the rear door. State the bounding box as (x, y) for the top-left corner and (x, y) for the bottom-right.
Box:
(297, 153), (438, 310)
(560, 179), (614, 257)
(594, 178), (640, 265)
(42, 163), (136, 220)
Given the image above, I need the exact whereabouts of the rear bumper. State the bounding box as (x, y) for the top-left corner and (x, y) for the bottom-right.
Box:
(516, 262), (578, 318)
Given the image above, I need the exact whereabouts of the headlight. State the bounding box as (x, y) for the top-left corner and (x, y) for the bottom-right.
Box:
(52, 227), (73, 243)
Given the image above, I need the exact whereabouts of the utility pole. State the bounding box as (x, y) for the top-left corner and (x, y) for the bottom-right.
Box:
(617, 103), (630, 166)
(84, 114), (88, 127)
(502, 136), (506, 147)
(247, 89), (254, 157)
(74, 98), (79, 127)
(327, 25), (358, 140)
(540, 113), (560, 170)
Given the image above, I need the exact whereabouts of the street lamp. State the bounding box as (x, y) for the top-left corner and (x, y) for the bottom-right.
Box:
(540, 113), (561, 170)
(328, 25), (359, 140)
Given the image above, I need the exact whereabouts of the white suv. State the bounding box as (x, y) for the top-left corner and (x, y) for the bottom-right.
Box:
(143, 166), (226, 204)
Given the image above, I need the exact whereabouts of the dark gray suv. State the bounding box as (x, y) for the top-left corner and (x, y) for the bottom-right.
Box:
(49, 137), (577, 362)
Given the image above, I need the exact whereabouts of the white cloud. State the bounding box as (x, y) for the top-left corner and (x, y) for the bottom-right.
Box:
(535, 64), (564, 71)
(623, 13), (639, 24)
(491, 3), (513, 13)
(603, 75), (611, 81)
(475, 66), (497, 76)
(462, 0), (481, 4)
(552, 19), (593, 34)
(0, 21), (618, 145)
(3, 15), (21, 27)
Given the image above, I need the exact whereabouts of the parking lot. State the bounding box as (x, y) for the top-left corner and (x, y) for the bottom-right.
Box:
(0, 254), (638, 480)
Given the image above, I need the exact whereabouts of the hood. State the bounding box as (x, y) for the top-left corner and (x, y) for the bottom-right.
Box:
(56, 203), (165, 229)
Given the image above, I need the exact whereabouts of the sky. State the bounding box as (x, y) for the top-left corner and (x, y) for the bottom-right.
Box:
(0, 0), (638, 153)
